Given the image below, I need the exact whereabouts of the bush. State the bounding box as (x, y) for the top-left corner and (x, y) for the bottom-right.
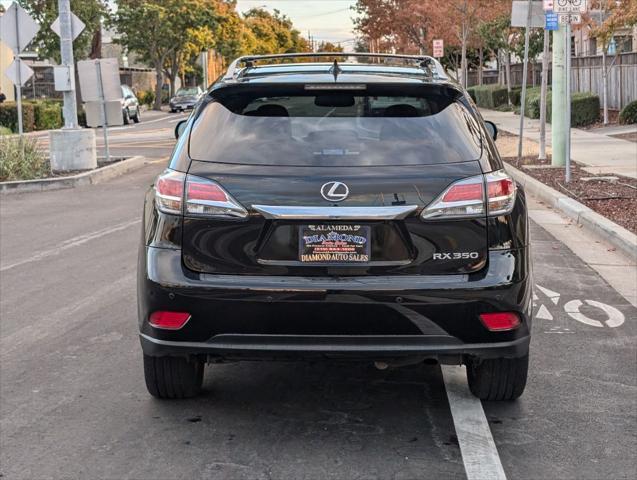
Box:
(619, 100), (637, 125)
(523, 90), (599, 127)
(0, 102), (36, 133)
(0, 135), (48, 181)
(30, 101), (63, 130)
(0, 126), (12, 135)
(570, 92), (600, 127)
(138, 89), (155, 107)
(509, 87), (523, 106)
(524, 87), (545, 119)
(472, 85), (509, 109)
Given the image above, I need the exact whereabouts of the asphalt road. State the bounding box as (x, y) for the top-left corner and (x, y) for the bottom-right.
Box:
(1, 121), (636, 479)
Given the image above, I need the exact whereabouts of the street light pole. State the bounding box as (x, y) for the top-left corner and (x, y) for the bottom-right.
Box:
(58, 0), (78, 128)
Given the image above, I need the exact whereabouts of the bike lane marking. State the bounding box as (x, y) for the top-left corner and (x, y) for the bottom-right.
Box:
(442, 365), (507, 480)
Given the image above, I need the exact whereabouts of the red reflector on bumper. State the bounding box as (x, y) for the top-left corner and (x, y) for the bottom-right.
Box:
(479, 312), (521, 332)
(149, 311), (191, 330)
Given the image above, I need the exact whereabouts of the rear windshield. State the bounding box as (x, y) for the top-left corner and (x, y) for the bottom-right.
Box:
(189, 87), (483, 167)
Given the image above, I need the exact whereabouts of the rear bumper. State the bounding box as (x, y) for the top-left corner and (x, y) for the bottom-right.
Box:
(138, 247), (533, 361)
(140, 333), (529, 361)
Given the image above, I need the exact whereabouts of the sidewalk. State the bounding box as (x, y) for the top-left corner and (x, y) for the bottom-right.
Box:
(481, 108), (637, 179)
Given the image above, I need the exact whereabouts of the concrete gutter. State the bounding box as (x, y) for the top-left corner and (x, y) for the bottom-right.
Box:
(506, 162), (637, 261)
(0, 156), (148, 195)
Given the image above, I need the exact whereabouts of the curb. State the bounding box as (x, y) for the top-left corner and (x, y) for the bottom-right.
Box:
(505, 162), (637, 261)
(0, 156), (148, 195)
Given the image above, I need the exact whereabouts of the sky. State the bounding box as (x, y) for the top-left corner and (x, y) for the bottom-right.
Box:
(236, 0), (358, 48)
(0, 0), (358, 48)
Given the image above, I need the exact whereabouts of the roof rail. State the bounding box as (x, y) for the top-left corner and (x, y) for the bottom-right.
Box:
(222, 52), (447, 81)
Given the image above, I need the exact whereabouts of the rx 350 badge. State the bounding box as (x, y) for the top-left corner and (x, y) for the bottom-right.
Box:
(433, 252), (480, 260)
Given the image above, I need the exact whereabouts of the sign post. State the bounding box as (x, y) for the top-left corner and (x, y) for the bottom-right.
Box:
(432, 39), (444, 59)
(511, 0), (541, 161)
(0, 2), (39, 136)
(77, 58), (123, 164)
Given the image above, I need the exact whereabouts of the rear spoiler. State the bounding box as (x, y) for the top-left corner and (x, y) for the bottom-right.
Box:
(222, 52), (448, 82)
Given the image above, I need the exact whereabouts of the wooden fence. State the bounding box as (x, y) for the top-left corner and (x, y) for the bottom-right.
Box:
(467, 52), (637, 110)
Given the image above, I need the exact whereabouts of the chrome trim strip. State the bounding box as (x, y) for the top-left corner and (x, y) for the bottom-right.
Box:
(252, 205), (419, 220)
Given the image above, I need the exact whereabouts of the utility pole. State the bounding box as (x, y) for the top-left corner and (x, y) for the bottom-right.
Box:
(551, 22), (567, 167)
(58, 0), (78, 128)
(48, 0), (97, 172)
(565, 22), (572, 182)
(539, 28), (550, 160)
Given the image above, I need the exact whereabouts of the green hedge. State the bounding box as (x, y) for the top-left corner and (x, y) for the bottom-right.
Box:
(472, 85), (509, 109)
(523, 90), (599, 127)
(0, 100), (88, 131)
(0, 102), (36, 132)
(619, 100), (637, 125)
(30, 101), (63, 130)
(570, 92), (600, 127)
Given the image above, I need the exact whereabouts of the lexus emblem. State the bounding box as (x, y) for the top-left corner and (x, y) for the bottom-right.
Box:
(321, 181), (349, 202)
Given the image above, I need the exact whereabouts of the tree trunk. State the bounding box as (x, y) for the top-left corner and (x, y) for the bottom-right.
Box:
(89, 28), (102, 59)
(460, 26), (468, 88)
(478, 46), (483, 86)
(505, 51), (512, 106)
(154, 63), (163, 111)
(602, 47), (609, 125)
(169, 76), (176, 98)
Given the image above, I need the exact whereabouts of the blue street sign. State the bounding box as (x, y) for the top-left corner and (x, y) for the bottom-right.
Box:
(545, 12), (559, 31)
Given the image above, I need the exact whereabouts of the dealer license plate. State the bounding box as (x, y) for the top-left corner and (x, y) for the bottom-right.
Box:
(299, 225), (371, 263)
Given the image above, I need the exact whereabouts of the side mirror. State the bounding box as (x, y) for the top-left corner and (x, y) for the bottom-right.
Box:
(175, 120), (187, 139)
(484, 120), (498, 141)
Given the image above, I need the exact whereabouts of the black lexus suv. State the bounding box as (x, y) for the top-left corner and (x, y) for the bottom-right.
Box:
(138, 53), (532, 401)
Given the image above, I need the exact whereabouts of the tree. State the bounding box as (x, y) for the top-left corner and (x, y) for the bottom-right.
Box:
(242, 8), (308, 55)
(18, 0), (108, 62)
(477, 15), (516, 100)
(113, 0), (217, 110)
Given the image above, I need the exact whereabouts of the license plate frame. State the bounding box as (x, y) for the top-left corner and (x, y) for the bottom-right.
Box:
(299, 224), (371, 264)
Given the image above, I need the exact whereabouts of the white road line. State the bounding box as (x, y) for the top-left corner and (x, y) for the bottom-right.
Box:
(0, 219), (141, 273)
(442, 365), (507, 480)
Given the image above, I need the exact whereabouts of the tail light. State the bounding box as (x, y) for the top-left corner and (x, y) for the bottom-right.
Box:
(155, 169), (247, 218)
(421, 170), (516, 220)
(149, 311), (191, 330)
(479, 312), (521, 332)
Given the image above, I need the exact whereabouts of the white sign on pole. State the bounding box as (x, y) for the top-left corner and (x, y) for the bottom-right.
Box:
(77, 58), (122, 102)
(433, 39), (444, 58)
(0, 2), (40, 54)
(51, 13), (86, 41)
(511, 1), (546, 28)
(558, 13), (582, 24)
(4, 59), (34, 86)
(554, 0), (587, 13)
(84, 101), (124, 127)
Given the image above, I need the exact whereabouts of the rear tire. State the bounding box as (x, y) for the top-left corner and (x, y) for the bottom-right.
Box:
(143, 354), (204, 399)
(466, 355), (528, 401)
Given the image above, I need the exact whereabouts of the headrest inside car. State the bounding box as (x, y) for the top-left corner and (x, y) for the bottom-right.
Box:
(384, 104), (420, 117)
(314, 94), (355, 108)
(245, 105), (290, 117)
